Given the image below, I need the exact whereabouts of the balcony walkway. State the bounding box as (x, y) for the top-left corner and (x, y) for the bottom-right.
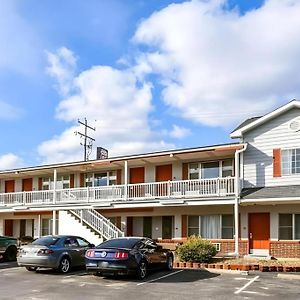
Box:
(0, 177), (235, 208)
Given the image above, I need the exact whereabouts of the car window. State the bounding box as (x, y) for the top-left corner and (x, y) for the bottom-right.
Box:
(64, 237), (79, 247)
(97, 238), (141, 249)
(32, 236), (59, 246)
(76, 238), (89, 247)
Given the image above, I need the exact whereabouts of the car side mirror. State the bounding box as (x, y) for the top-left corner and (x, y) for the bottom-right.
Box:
(88, 243), (95, 248)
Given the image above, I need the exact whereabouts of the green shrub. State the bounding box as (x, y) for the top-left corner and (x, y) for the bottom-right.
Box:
(175, 236), (217, 262)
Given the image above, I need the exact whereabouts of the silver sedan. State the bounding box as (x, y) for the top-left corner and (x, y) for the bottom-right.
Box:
(17, 235), (95, 273)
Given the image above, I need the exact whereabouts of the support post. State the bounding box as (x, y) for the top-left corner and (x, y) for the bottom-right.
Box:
(52, 210), (56, 235)
(38, 214), (41, 238)
(53, 169), (57, 204)
(124, 160), (128, 201)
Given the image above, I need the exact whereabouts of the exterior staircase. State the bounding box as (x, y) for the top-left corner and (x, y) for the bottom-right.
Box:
(68, 208), (124, 241)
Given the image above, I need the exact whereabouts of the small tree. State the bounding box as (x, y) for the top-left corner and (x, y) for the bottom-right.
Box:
(176, 236), (217, 262)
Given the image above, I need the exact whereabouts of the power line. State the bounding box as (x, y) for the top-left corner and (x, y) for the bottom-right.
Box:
(75, 118), (96, 161)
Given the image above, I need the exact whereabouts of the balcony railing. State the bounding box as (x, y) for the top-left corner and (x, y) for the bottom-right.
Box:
(0, 177), (235, 207)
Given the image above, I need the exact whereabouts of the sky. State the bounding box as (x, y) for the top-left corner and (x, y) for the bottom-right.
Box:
(1, 0), (300, 170)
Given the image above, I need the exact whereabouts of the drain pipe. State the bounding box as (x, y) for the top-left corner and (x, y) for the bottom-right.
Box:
(234, 143), (248, 257)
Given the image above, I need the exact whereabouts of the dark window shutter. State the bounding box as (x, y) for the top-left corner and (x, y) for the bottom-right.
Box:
(182, 163), (188, 180)
(70, 174), (75, 188)
(273, 148), (281, 177)
(80, 173), (85, 187)
(181, 215), (187, 238)
(117, 169), (122, 185)
(38, 178), (43, 190)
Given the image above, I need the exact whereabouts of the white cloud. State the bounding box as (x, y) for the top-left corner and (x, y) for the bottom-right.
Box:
(0, 153), (24, 170)
(40, 48), (173, 164)
(46, 47), (77, 97)
(134, 0), (300, 127)
(169, 125), (191, 139)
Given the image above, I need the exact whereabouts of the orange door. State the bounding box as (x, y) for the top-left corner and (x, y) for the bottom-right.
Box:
(155, 165), (172, 196)
(5, 180), (15, 193)
(5, 220), (13, 236)
(22, 178), (33, 191)
(249, 213), (270, 250)
(156, 165), (172, 182)
(130, 167), (145, 184)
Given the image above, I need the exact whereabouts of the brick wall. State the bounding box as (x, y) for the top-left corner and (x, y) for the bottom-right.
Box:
(210, 240), (248, 257)
(157, 239), (248, 257)
(270, 241), (300, 258)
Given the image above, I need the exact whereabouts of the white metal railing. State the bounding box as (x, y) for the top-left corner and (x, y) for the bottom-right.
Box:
(0, 177), (235, 207)
(69, 209), (124, 240)
(127, 177), (235, 199)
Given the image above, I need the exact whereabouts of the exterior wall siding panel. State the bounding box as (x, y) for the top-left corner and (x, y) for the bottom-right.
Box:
(243, 108), (300, 187)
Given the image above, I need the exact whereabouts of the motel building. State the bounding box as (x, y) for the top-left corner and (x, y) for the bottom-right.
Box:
(1, 101), (300, 259)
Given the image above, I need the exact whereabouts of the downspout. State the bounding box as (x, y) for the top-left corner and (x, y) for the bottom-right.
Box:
(234, 143), (247, 257)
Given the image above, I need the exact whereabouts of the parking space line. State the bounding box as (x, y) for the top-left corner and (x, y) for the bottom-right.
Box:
(137, 270), (184, 286)
(234, 275), (260, 295)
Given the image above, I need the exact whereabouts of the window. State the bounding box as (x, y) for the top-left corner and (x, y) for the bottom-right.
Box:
(222, 215), (234, 239)
(187, 215), (234, 239)
(279, 214), (300, 240)
(222, 159), (234, 177)
(85, 171), (117, 187)
(188, 160), (234, 180)
(42, 175), (70, 190)
(202, 162), (219, 179)
(77, 238), (90, 247)
(41, 217), (59, 236)
(188, 216), (199, 236)
(282, 149), (300, 175)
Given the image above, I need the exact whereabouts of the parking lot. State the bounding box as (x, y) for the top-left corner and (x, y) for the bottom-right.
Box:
(0, 263), (300, 299)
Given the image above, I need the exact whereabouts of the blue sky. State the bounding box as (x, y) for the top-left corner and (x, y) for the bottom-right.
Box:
(1, 0), (300, 169)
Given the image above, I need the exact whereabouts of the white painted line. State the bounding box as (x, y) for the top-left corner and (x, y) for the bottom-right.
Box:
(234, 275), (260, 295)
(137, 270), (184, 286)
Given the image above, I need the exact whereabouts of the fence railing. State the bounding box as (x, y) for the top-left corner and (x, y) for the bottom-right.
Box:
(0, 177), (235, 207)
(69, 209), (124, 240)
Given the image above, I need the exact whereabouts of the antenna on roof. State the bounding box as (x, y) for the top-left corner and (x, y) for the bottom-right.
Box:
(74, 118), (96, 161)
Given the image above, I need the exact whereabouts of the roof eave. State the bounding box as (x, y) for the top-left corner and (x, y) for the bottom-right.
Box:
(230, 100), (300, 138)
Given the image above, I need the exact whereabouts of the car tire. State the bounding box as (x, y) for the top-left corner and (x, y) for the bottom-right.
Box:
(4, 246), (17, 261)
(166, 255), (173, 271)
(26, 267), (37, 272)
(137, 260), (147, 280)
(58, 257), (71, 273)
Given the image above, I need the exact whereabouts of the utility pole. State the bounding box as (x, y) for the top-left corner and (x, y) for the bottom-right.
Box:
(75, 118), (96, 161)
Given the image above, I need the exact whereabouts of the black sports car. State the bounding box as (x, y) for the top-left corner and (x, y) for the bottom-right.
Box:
(85, 237), (173, 279)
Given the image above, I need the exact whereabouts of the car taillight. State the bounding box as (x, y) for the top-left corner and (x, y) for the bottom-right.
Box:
(86, 250), (95, 258)
(37, 249), (54, 255)
(114, 251), (128, 259)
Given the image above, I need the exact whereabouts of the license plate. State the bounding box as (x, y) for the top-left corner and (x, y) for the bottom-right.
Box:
(98, 261), (109, 267)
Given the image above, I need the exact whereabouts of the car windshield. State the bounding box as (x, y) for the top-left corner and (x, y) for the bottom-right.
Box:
(31, 236), (59, 246)
(97, 238), (142, 249)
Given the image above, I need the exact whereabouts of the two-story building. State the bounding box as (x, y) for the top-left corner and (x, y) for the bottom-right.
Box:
(0, 100), (299, 258)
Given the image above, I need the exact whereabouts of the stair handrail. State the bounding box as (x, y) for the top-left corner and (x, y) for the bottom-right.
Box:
(69, 208), (124, 240)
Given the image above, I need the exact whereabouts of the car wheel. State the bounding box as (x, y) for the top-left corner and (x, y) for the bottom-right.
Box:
(4, 246), (17, 261)
(137, 260), (147, 280)
(26, 267), (37, 272)
(58, 257), (71, 273)
(166, 256), (173, 271)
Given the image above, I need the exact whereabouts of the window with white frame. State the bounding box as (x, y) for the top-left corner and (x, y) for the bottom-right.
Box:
(187, 215), (234, 239)
(188, 159), (233, 180)
(42, 175), (70, 190)
(85, 171), (117, 187)
(279, 214), (300, 240)
(281, 149), (300, 175)
(41, 217), (59, 236)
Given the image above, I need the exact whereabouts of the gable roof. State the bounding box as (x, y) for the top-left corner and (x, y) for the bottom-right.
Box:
(230, 100), (300, 138)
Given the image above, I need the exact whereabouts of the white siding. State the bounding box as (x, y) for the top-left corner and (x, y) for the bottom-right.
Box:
(243, 108), (300, 187)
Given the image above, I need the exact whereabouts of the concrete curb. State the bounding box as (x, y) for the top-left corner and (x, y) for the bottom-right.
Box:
(277, 273), (300, 280)
(174, 267), (246, 275)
